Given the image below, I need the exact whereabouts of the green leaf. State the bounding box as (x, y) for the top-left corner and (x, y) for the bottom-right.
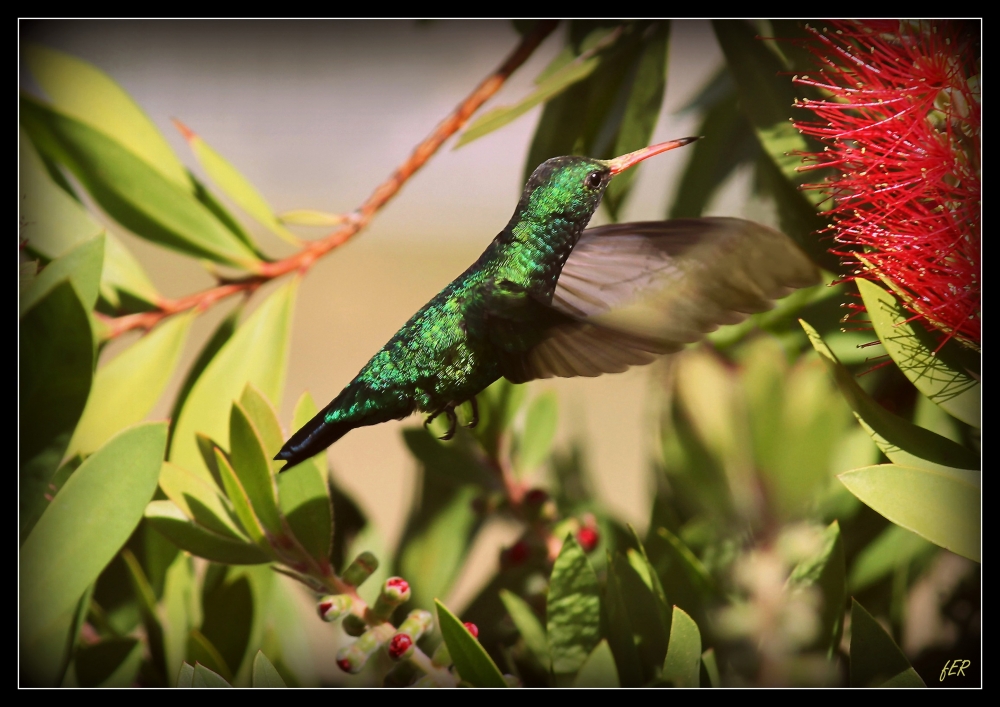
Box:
(662, 606), (701, 687)
(229, 401), (284, 536)
(435, 600), (507, 688)
(602, 550), (643, 687)
(101, 232), (160, 307)
(800, 319), (979, 472)
(239, 384), (286, 472)
(171, 282), (296, 476)
(180, 123), (298, 245)
(200, 573), (255, 681)
(572, 639), (620, 687)
(25, 44), (190, 187)
(787, 520), (846, 656)
(403, 427), (493, 487)
(499, 589), (549, 667)
(857, 279), (980, 428)
(144, 500), (271, 565)
(121, 549), (168, 685)
(277, 459), (333, 564)
(21, 95), (260, 269)
(849, 524), (936, 592)
(516, 390), (558, 473)
(849, 599), (925, 687)
(20, 422), (166, 685)
(192, 662), (233, 688)
(215, 449), (269, 547)
(252, 650), (287, 687)
(69, 313), (193, 456)
(163, 556), (198, 681)
(20, 232), (103, 317)
(158, 462), (246, 540)
(74, 637), (143, 687)
(612, 551), (668, 681)
(547, 535), (601, 674)
(398, 485), (479, 610)
(177, 661), (195, 687)
(839, 464), (979, 562)
(700, 648), (720, 687)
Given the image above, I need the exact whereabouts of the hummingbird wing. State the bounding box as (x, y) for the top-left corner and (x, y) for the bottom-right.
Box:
(490, 217), (819, 383)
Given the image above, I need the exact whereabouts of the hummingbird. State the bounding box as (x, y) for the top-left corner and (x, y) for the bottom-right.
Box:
(276, 137), (817, 470)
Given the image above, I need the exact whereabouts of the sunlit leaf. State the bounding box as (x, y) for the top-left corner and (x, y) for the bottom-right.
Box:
(158, 461), (246, 540)
(857, 278), (980, 428)
(239, 384), (286, 466)
(20, 232), (103, 316)
(849, 524), (935, 592)
(839, 464), (979, 562)
(435, 600), (506, 688)
(171, 281), (297, 476)
(21, 95), (261, 269)
(25, 44), (191, 188)
(662, 606), (701, 687)
(144, 500), (270, 565)
(547, 535), (601, 674)
(69, 313), (193, 456)
(849, 599), (925, 687)
(21, 423), (166, 685)
(800, 319), (978, 472)
(572, 639), (620, 687)
(176, 119), (297, 245)
(163, 555), (198, 681)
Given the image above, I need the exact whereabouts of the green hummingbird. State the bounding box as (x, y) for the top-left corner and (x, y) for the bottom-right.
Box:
(276, 137), (817, 470)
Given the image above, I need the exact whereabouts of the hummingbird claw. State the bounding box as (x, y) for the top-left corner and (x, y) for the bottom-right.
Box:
(465, 396), (479, 429)
(439, 407), (458, 441)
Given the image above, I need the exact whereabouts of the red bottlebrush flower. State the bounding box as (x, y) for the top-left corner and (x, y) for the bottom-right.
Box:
(576, 527), (600, 553)
(792, 20), (980, 348)
(388, 633), (413, 659)
(463, 622), (480, 638)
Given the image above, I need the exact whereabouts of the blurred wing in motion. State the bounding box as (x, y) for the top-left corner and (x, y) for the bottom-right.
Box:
(496, 217), (819, 383)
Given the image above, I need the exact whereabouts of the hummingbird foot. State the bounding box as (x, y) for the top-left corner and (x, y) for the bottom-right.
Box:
(465, 396), (479, 429)
(424, 403), (459, 441)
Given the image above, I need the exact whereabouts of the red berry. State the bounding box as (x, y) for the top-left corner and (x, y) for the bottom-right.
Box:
(386, 577), (409, 592)
(504, 541), (530, 566)
(336, 658), (352, 673)
(577, 527), (600, 553)
(388, 633), (413, 659)
(463, 622), (479, 638)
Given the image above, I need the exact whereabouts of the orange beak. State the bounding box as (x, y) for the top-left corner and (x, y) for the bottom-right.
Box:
(605, 136), (700, 175)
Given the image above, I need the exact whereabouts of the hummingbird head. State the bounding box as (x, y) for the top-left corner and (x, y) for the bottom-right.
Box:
(510, 137), (700, 239)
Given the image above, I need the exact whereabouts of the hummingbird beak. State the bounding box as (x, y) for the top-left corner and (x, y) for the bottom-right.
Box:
(605, 136), (700, 176)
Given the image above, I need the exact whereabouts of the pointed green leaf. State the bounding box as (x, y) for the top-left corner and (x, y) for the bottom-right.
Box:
(252, 650), (287, 687)
(849, 524), (935, 592)
(200, 573), (255, 681)
(176, 662), (195, 687)
(163, 556), (197, 681)
(435, 600), (507, 687)
(158, 461), (246, 540)
(787, 521), (846, 656)
(21, 95), (260, 268)
(857, 279), (980, 428)
(800, 319), (978, 472)
(839, 464), (979, 562)
(499, 589), (549, 666)
(69, 313), (193, 456)
(547, 535), (601, 674)
(277, 464), (332, 564)
(239, 384), (286, 471)
(850, 599), (925, 687)
(516, 390), (558, 473)
(662, 606), (701, 687)
(572, 639), (620, 687)
(398, 485), (479, 610)
(171, 281), (297, 476)
(192, 662), (233, 688)
(121, 549), (168, 685)
(74, 637), (143, 687)
(21, 422), (166, 684)
(181, 125), (299, 245)
(100, 232), (160, 307)
(25, 44), (190, 188)
(602, 550), (643, 687)
(215, 449), (269, 546)
(700, 648), (720, 687)
(20, 280), (94, 520)
(612, 552), (668, 681)
(229, 401), (284, 536)
(20, 232), (103, 316)
(144, 500), (270, 565)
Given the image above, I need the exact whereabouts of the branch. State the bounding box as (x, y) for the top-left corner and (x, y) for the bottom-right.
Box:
(98, 21), (558, 341)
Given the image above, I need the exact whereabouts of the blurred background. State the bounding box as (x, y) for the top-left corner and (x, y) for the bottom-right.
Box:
(20, 20), (732, 546)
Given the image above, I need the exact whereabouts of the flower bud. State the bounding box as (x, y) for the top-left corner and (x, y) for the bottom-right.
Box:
(317, 594), (354, 622)
(388, 609), (433, 661)
(463, 622), (479, 639)
(371, 577), (411, 620)
(576, 526), (600, 553)
(335, 622), (396, 673)
(341, 551), (379, 588)
(342, 613), (367, 637)
(388, 633), (413, 660)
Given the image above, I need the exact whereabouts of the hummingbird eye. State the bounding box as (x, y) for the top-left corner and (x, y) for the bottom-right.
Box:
(585, 171), (603, 189)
